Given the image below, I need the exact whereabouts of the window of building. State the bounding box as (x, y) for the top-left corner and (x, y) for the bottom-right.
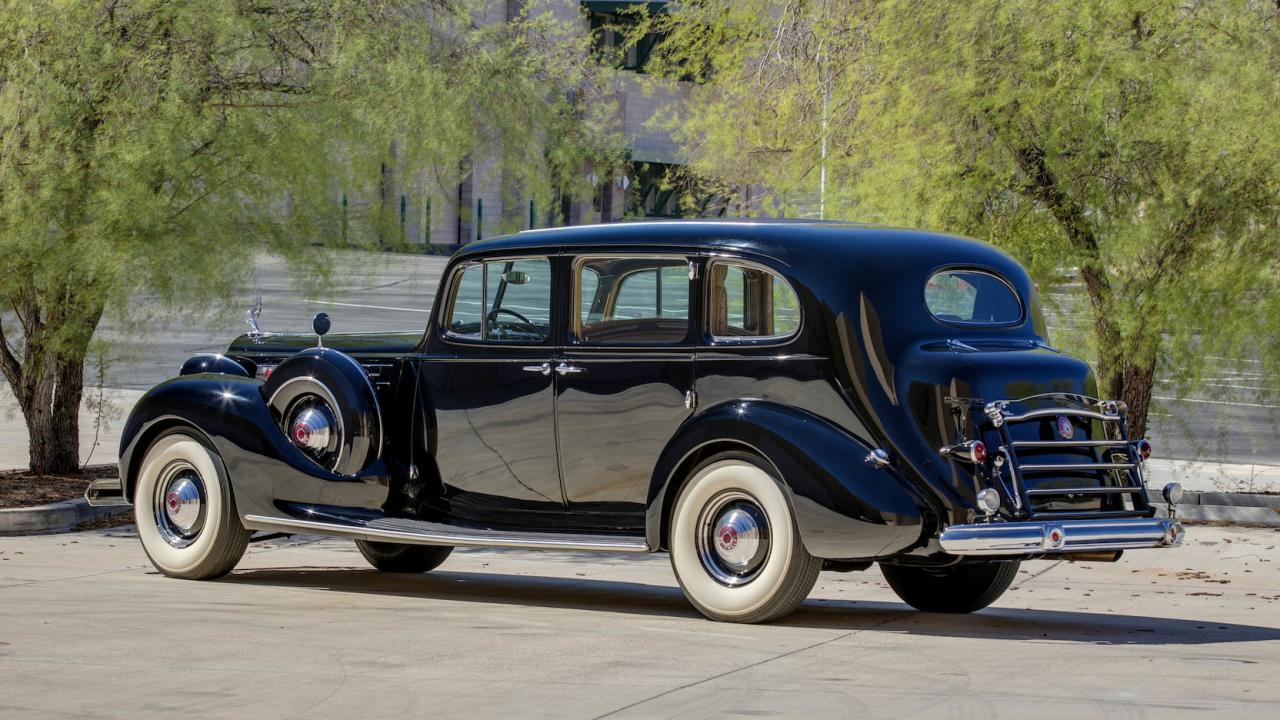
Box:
(576, 256), (689, 344)
(587, 8), (667, 73)
(707, 261), (801, 340)
(446, 258), (553, 343)
(924, 269), (1023, 325)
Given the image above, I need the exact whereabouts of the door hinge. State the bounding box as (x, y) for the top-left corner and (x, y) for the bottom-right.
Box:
(688, 260), (698, 280)
(684, 389), (698, 410)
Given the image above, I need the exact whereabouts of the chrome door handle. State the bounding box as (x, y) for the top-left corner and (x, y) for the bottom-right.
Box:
(554, 363), (585, 375)
(522, 363), (551, 376)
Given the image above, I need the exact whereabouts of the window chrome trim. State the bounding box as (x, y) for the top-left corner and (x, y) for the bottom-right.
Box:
(704, 257), (803, 346)
(923, 266), (1025, 328)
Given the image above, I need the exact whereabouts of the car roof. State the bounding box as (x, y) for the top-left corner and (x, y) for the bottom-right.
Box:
(455, 219), (1011, 270)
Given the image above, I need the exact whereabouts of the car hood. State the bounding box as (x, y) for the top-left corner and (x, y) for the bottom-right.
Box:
(227, 331), (423, 358)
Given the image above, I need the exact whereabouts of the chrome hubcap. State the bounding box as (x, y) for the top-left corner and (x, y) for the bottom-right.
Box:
(291, 406), (334, 453)
(696, 491), (771, 586)
(154, 462), (206, 548)
(285, 395), (340, 470)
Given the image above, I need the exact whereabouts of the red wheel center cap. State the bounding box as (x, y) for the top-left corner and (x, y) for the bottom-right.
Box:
(718, 525), (738, 551)
(293, 422), (311, 444)
(166, 492), (181, 513)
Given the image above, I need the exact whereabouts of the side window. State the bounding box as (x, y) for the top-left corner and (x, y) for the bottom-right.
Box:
(446, 257), (552, 343)
(708, 261), (801, 340)
(580, 267), (601, 323)
(576, 257), (690, 344)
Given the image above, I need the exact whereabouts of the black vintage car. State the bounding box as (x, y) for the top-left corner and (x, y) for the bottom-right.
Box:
(89, 220), (1184, 623)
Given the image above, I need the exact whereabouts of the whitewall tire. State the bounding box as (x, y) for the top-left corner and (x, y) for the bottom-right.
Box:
(134, 430), (250, 580)
(669, 451), (821, 623)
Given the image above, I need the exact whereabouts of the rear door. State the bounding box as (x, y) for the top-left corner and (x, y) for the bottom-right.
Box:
(553, 254), (698, 527)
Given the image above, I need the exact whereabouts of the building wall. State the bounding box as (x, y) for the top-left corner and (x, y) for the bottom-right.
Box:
(386, 1), (691, 247)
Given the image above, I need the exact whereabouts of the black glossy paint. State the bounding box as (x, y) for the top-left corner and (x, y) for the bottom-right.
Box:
(119, 220), (1132, 562)
(179, 354), (253, 378)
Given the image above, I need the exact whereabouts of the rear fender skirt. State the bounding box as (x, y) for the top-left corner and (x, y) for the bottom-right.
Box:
(118, 375), (390, 519)
(646, 400), (930, 560)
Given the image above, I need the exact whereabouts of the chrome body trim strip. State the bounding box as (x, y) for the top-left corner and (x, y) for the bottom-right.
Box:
(939, 518), (1184, 556)
(242, 514), (651, 553)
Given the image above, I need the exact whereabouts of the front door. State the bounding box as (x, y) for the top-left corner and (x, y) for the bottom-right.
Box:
(421, 255), (565, 524)
(554, 255), (697, 528)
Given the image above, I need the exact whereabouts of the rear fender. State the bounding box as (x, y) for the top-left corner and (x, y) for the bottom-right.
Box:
(646, 400), (931, 560)
(118, 375), (390, 519)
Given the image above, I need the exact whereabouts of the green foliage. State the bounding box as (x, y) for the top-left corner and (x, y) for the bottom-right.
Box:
(646, 0), (1280, 438)
(0, 0), (619, 472)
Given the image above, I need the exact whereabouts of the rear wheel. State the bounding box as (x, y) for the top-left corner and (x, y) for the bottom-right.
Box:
(355, 540), (453, 573)
(879, 560), (1019, 613)
(669, 451), (821, 623)
(135, 430), (249, 580)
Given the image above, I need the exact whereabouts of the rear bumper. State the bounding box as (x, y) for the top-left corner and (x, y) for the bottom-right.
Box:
(939, 517), (1183, 556)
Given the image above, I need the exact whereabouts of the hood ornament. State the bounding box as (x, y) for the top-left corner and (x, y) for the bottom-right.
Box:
(244, 296), (264, 341)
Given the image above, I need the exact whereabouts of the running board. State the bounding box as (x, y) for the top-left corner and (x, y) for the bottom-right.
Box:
(242, 514), (651, 553)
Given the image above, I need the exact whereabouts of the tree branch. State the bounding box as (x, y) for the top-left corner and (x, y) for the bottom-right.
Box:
(0, 319), (23, 390)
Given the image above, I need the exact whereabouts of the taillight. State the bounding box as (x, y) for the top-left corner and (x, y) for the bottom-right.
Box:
(941, 440), (987, 464)
(1136, 439), (1152, 461)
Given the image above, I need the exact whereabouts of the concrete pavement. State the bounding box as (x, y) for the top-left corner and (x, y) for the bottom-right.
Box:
(1, 527), (1278, 718)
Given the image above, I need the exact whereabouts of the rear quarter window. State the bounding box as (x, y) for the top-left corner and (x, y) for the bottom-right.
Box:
(925, 270), (1022, 325)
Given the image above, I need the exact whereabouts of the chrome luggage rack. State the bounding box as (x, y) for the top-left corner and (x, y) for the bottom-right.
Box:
(968, 393), (1152, 521)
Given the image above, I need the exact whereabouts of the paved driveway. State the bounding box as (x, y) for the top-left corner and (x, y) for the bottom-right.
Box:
(2, 526), (1278, 718)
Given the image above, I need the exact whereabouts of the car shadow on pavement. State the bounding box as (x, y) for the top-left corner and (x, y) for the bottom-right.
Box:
(220, 567), (1280, 646)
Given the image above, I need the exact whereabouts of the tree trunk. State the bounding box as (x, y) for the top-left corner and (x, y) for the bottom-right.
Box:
(1107, 356), (1157, 442)
(0, 294), (104, 477)
(22, 357), (86, 475)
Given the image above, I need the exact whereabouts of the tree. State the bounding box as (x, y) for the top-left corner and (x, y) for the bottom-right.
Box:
(0, 0), (618, 474)
(641, 0), (1280, 438)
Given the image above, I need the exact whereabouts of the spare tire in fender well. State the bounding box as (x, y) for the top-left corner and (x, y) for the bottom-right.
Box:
(261, 347), (382, 476)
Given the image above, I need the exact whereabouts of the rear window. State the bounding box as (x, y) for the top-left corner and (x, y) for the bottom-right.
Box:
(925, 270), (1022, 325)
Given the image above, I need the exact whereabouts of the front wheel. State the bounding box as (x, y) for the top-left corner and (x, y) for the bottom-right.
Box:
(355, 540), (453, 573)
(669, 451), (821, 623)
(135, 430), (250, 580)
(879, 560), (1019, 613)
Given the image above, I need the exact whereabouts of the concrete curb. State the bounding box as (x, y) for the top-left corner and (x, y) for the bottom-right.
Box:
(0, 497), (132, 536)
(1147, 490), (1280, 528)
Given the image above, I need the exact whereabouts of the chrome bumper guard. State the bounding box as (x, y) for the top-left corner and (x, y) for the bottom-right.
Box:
(939, 517), (1184, 556)
(85, 477), (130, 507)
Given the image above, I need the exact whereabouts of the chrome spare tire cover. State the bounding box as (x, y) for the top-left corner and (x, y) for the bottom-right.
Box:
(263, 347), (382, 476)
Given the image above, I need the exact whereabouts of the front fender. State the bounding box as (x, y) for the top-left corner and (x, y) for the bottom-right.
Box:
(118, 374), (390, 519)
(646, 400), (931, 560)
